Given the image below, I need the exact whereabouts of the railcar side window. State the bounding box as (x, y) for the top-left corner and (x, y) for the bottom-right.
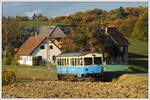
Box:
(74, 58), (76, 66)
(66, 58), (69, 66)
(70, 58), (76, 66)
(62, 59), (65, 66)
(84, 58), (92, 66)
(70, 58), (73, 66)
(57, 59), (59, 66)
(77, 58), (80, 66)
(72, 58), (75, 66)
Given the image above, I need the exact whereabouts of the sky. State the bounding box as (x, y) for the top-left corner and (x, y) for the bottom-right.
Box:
(2, 2), (148, 18)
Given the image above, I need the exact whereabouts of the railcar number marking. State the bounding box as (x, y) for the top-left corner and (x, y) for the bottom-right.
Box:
(61, 69), (66, 71)
(71, 69), (76, 71)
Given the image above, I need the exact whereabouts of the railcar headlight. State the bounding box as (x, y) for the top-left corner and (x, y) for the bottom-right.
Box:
(85, 68), (88, 71)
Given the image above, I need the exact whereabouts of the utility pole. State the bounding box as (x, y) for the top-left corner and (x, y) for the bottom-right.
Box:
(47, 26), (57, 79)
(47, 37), (51, 78)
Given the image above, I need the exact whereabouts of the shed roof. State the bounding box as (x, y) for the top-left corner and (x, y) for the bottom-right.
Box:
(107, 27), (130, 45)
(17, 36), (47, 55)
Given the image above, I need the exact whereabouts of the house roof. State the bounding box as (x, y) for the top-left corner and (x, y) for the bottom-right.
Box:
(17, 36), (47, 55)
(107, 27), (130, 45)
(38, 26), (56, 37)
(59, 25), (76, 35)
(38, 26), (67, 38)
(50, 26), (66, 38)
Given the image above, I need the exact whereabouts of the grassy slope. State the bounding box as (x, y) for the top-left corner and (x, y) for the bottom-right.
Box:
(18, 21), (63, 27)
(128, 38), (148, 55)
(127, 38), (148, 72)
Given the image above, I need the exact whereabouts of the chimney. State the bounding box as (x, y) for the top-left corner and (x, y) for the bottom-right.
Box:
(91, 47), (95, 51)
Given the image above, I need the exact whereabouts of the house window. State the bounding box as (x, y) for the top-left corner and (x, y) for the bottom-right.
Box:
(38, 56), (42, 60)
(50, 45), (53, 49)
(52, 56), (56, 61)
(40, 45), (45, 49)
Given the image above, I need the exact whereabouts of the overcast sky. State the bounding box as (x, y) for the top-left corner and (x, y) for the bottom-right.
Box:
(2, 2), (148, 18)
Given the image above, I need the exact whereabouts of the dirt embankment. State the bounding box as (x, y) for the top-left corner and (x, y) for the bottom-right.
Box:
(2, 80), (148, 98)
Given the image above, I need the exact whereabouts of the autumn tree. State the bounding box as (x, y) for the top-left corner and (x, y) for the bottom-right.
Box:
(119, 16), (138, 37)
(21, 16), (29, 21)
(116, 6), (127, 19)
(2, 17), (21, 64)
(131, 9), (148, 41)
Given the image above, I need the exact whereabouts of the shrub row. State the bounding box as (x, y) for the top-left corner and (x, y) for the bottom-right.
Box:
(2, 68), (16, 86)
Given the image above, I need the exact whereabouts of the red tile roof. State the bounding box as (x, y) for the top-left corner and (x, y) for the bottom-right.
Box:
(17, 36), (47, 55)
(107, 27), (130, 45)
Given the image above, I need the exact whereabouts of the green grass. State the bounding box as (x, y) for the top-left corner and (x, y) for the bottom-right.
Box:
(116, 74), (148, 84)
(18, 21), (63, 27)
(127, 38), (148, 73)
(3, 65), (57, 80)
(128, 38), (148, 56)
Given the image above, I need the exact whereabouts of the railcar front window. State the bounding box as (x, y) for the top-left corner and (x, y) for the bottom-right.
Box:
(94, 57), (102, 65)
(84, 58), (92, 66)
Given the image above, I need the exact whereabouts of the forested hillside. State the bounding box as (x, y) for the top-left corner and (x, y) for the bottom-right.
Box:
(49, 6), (148, 42)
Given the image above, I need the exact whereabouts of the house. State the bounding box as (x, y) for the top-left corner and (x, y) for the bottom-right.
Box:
(102, 27), (130, 65)
(17, 36), (61, 65)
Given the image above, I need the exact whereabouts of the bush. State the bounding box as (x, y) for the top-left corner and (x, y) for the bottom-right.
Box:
(2, 68), (16, 86)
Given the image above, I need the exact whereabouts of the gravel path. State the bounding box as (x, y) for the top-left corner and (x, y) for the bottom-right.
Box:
(2, 80), (148, 98)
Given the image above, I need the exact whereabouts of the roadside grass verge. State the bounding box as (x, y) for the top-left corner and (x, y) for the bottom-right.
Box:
(2, 65), (57, 80)
(129, 59), (148, 73)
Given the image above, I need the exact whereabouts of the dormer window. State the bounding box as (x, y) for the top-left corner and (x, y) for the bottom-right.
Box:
(40, 45), (45, 49)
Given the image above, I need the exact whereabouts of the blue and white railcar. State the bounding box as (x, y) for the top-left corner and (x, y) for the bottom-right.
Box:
(55, 52), (104, 79)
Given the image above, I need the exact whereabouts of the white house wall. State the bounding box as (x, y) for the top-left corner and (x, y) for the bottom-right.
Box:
(31, 39), (61, 65)
(31, 40), (47, 64)
(49, 42), (62, 64)
(18, 56), (33, 65)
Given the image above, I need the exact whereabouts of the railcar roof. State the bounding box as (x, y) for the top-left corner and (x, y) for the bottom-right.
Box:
(56, 51), (100, 57)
